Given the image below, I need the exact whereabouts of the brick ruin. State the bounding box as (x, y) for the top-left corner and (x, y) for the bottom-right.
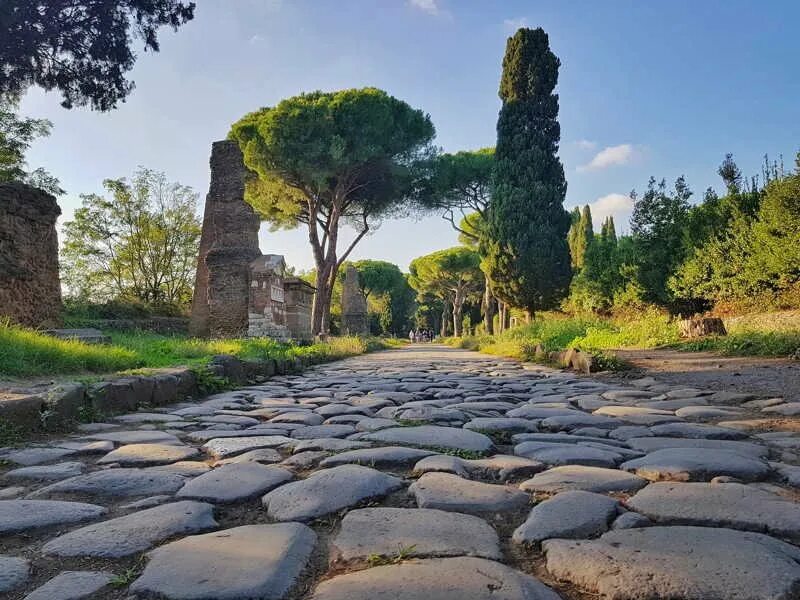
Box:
(189, 141), (315, 342)
(0, 182), (62, 328)
(341, 264), (370, 335)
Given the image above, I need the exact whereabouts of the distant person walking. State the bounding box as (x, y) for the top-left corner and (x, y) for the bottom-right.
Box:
(409, 329), (416, 343)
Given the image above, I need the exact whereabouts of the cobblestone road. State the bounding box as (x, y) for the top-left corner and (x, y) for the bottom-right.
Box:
(2, 345), (800, 599)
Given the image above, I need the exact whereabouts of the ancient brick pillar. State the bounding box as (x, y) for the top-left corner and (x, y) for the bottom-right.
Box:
(341, 264), (370, 335)
(189, 140), (261, 338)
(0, 182), (62, 327)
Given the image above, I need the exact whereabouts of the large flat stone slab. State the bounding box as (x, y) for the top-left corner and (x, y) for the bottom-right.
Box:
(409, 472), (528, 515)
(131, 523), (316, 600)
(176, 463), (293, 503)
(310, 557), (561, 600)
(84, 430), (182, 445)
(515, 442), (623, 468)
(413, 454), (544, 482)
(262, 465), (403, 522)
(97, 443), (199, 466)
(626, 436), (768, 458)
(621, 448), (770, 481)
(31, 468), (189, 497)
(4, 461), (85, 481)
(520, 465), (648, 494)
(0, 500), (106, 534)
(42, 500), (217, 558)
(0, 556), (29, 593)
(1, 447), (78, 466)
(362, 425), (494, 453)
(319, 446), (435, 469)
(330, 507), (501, 563)
(627, 482), (800, 540)
(543, 526), (800, 600)
(23, 570), (113, 600)
(202, 435), (294, 459)
(513, 490), (619, 545)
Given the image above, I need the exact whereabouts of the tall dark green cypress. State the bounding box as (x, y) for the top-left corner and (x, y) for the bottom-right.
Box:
(483, 27), (571, 314)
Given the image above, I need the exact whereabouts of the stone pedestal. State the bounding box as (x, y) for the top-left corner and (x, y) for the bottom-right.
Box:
(0, 182), (62, 328)
(341, 265), (369, 336)
(189, 141), (261, 338)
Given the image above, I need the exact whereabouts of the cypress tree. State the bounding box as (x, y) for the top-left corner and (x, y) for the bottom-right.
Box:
(483, 27), (572, 315)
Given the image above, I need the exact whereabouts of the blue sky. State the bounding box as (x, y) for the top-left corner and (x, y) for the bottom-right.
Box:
(20, 0), (800, 271)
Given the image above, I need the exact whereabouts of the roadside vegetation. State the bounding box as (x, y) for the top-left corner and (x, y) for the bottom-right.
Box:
(0, 321), (395, 378)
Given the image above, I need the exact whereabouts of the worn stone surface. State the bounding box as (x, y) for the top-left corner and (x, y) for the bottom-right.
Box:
(543, 526), (800, 600)
(621, 448), (770, 481)
(513, 490), (619, 545)
(32, 468), (189, 497)
(176, 463), (293, 503)
(4, 461), (85, 481)
(131, 523), (316, 600)
(413, 453), (544, 481)
(0, 555), (29, 593)
(320, 446), (435, 469)
(310, 557), (561, 600)
(0, 499), (106, 534)
(409, 472), (528, 515)
(263, 465), (403, 521)
(23, 570), (113, 600)
(362, 425), (494, 453)
(628, 482), (800, 540)
(97, 443), (199, 466)
(330, 507), (501, 563)
(520, 465), (647, 494)
(42, 501), (217, 558)
(202, 435), (294, 459)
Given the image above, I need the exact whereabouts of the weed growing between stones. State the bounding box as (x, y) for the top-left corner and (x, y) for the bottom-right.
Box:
(366, 544), (418, 567)
(190, 366), (232, 396)
(431, 447), (486, 460)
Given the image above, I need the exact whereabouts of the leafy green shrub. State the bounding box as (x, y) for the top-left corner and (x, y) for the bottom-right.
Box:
(676, 330), (800, 357)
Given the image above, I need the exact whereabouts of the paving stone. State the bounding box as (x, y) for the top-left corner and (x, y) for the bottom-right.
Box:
(608, 426), (652, 441)
(513, 490), (620, 545)
(130, 523), (316, 600)
(413, 453), (544, 481)
(279, 451), (330, 471)
(23, 570), (113, 600)
(763, 402), (800, 416)
(648, 422), (747, 440)
(512, 432), (629, 448)
(626, 436), (769, 458)
(214, 448), (283, 465)
(520, 465), (648, 494)
(120, 495), (172, 510)
(506, 406), (581, 419)
(270, 411), (325, 425)
(151, 461), (212, 476)
(627, 481), (800, 540)
(409, 472), (528, 515)
(0, 499), (106, 533)
(540, 413), (623, 431)
(84, 430), (182, 445)
(4, 461), (84, 481)
(176, 464), (293, 503)
(0, 486), (25, 499)
(115, 412), (179, 423)
(611, 511), (652, 529)
(543, 526), (800, 600)
(1, 447), (77, 466)
(292, 438), (371, 453)
(319, 446), (435, 469)
(708, 391), (755, 405)
(621, 448), (770, 481)
(515, 442), (624, 468)
(263, 465), (403, 521)
(0, 556), (29, 593)
(330, 507), (501, 563)
(362, 425), (494, 453)
(42, 500), (217, 558)
(30, 468), (189, 497)
(97, 443), (199, 466)
(772, 461), (800, 487)
(290, 424), (356, 439)
(202, 435), (294, 459)
(354, 417), (397, 431)
(463, 417), (538, 433)
(309, 557), (561, 600)
(674, 405), (743, 419)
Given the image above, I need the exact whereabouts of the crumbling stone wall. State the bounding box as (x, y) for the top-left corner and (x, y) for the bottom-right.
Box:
(0, 182), (62, 327)
(341, 264), (370, 335)
(189, 140), (261, 338)
(285, 277), (315, 342)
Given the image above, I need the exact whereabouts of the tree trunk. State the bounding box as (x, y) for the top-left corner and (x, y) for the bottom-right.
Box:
(482, 278), (495, 335)
(497, 302), (505, 334)
(440, 299), (451, 338)
(452, 291), (465, 337)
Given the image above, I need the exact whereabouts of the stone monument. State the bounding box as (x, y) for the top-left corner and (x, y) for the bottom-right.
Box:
(189, 141), (315, 341)
(247, 254), (290, 340)
(341, 264), (369, 335)
(0, 182), (62, 328)
(189, 140), (262, 338)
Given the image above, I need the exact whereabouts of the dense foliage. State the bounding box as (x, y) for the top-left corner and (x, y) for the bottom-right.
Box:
(229, 87), (435, 336)
(0, 1), (195, 110)
(482, 27), (572, 314)
(60, 168), (201, 309)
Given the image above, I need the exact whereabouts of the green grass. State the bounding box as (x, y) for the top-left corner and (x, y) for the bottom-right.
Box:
(674, 330), (800, 357)
(0, 321), (392, 378)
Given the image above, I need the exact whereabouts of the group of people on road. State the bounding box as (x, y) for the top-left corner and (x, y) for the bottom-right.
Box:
(409, 328), (434, 343)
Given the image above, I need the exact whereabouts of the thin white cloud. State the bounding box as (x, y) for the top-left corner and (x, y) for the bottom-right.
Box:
(578, 143), (635, 172)
(585, 193), (634, 230)
(248, 34), (265, 45)
(575, 139), (597, 151)
(503, 17), (528, 32)
(409, 0), (440, 15)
